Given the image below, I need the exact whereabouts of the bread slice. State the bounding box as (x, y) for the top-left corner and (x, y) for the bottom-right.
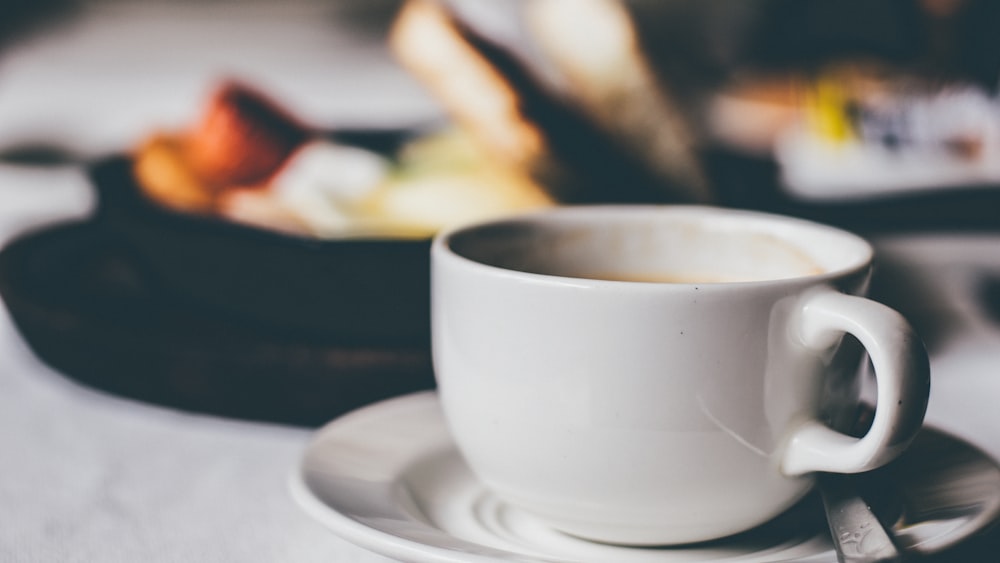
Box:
(389, 0), (703, 204)
(389, 0), (544, 173)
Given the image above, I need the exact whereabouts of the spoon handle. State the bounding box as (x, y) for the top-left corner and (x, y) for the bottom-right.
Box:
(818, 473), (903, 563)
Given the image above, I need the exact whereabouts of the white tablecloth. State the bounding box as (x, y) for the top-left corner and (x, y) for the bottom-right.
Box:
(2, 3), (999, 562)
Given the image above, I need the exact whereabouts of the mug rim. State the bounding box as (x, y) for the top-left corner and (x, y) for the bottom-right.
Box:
(432, 205), (874, 289)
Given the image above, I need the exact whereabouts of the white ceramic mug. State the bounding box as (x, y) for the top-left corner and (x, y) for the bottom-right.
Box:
(431, 205), (929, 545)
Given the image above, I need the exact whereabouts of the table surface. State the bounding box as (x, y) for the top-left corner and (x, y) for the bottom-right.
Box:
(2, 3), (999, 562)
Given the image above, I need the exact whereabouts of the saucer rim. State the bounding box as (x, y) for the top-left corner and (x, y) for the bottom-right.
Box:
(290, 391), (999, 563)
(290, 391), (838, 563)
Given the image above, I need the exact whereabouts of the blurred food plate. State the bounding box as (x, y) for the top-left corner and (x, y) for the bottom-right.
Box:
(101, 76), (554, 342)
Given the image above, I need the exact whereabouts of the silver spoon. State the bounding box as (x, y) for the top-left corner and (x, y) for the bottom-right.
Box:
(819, 472), (902, 563)
(817, 424), (1000, 562)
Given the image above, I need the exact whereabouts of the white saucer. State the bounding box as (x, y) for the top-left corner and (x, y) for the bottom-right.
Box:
(291, 392), (1000, 563)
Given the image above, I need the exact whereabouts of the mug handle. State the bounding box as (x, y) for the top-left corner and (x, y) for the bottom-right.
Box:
(781, 288), (931, 476)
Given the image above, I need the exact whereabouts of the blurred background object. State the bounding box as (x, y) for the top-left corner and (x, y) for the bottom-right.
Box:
(388, 0), (1000, 214)
(3, 0), (1000, 423)
(623, 0), (1000, 204)
(7, 0), (1000, 211)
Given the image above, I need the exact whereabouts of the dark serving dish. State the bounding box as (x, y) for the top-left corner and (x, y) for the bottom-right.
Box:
(0, 222), (434, 426)
(89, 129), (432, 347)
